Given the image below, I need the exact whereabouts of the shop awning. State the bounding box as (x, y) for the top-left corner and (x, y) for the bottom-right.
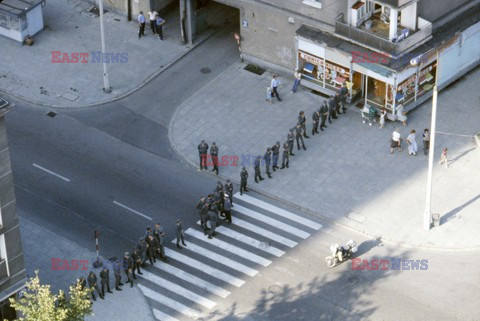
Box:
(303, 63), (314, 73)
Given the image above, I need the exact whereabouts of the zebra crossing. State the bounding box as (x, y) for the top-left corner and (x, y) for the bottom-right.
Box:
(137, 193), (323, 321)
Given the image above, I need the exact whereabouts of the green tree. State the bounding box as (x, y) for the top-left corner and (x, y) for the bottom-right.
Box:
(9, 271), (93, 321)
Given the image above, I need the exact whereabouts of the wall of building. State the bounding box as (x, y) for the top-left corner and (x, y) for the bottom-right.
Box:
(417, 0), (473, 24)
(100, 0), (175, 17)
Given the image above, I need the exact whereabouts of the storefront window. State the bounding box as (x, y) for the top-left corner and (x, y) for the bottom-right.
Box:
(0, 13), (9, 29)
(397, 61), (436, 105)
(9, 16), (20, 31)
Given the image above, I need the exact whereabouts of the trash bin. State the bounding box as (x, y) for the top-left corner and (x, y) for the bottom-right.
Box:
(365, 21), (372, 30)
(432, 213), (440, 227)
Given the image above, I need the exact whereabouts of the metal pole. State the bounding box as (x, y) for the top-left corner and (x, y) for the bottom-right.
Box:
(99, 0), (111, 93)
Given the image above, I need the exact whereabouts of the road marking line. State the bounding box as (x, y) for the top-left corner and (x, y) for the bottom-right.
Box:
(138, 284), (202, 319)
(140, 270), (216, 309)
(152, 262), (230, 298)
(200, 222), (285, 257)
(153, 309), (180, 321)
(234, 204), (310, 239)
(32, 163), (71, 182)
(113, 201), (152, 221)
(172, 235), (258, 277)
(186, 229), (272, 267)
(234, 193), (323, 230)
(233, 217), (297, 248)
(164, 248), (245, 287)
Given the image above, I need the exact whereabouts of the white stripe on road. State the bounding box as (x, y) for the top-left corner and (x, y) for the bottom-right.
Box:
(140, 270), (216, 309)
(234, 204), (310, 239)
(138, 284), (202, 320)
(186, 229), (272, 267)
(196, 221), (285, 257)
(164, 248), (245, 287)
(32, 163), (71, 182)
(113, 201), (153, 221)
(152, 262), (230, 298)
(234, 193), (323, 230)
(153, 309), (180, 321)
(233, 217), (297, 248)
(172, 235), (258, 277)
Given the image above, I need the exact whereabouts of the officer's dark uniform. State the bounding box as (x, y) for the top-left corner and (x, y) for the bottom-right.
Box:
(100, 268), (113, 297)
(334, 94), (342, 115)
(113, 260), (123, 290)
(136, 237), (147, 267)
(88, 271), (103, 300)
(254, 156), (264, 183)
(207, 207), (218, 239)
(295, 124), (306, 151)
(263, 148), (272, 178)
(131, 249), (143, 278)
(145, 235), (157, 265)
(176, 220), (186, 248)
(197, 140), (209, 170)
(271, 141), (280, 171)
(240, 167), (249, 195)
(340, 84), (348, 113)
(288, 129), (295, 156)
(210, 142), (219, 175)
(122, 253), (134, 287)
(280, 141), (290, 169)
(320, 102), (328, 130)
(312, 110), (320, 135)
(197, 197), (208, 232)
(223, 198), (232, 223)
(328, 97), (337, 121)
(225, 180), (233, 206)
(298, 111), (309, 138)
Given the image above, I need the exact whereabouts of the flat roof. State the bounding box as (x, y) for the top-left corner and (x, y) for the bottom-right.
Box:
(0, 0), (44, 16)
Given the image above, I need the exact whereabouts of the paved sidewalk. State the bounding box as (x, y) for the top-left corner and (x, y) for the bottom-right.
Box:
(0, 0), (214, 108)
(170, 62), (480, 250)
(19, 216), (154, 321)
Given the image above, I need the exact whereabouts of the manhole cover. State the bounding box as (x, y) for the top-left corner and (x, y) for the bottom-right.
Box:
(259, 241), (270, 249)
(89, 6), (108, 16)
(46, 111), (57, 118)
(268, 285), (282, 294)
(200, 67), (211, 74)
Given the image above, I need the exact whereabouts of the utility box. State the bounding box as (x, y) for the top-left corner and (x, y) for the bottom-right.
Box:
(0, 0), (46, 43)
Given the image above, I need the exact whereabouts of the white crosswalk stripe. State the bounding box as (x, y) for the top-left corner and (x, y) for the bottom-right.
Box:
(233, 217), (298, 248)
(186, 229), (272, 267)
(138, 284), (202, 320)
(164, 248), (245, 287)
(196, 221), (285, 257)
(152, 262), (230, 298)
(234, 193), (323, 230)
(140, 270), (216, 309)
(172, 235), (258, 276)
(234, 204), (311, 239)
(153, 309), (180, 321)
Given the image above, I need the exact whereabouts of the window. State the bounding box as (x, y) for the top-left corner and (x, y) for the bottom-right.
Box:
(302, 0), (322, 9)
(0, 13), (9, 29)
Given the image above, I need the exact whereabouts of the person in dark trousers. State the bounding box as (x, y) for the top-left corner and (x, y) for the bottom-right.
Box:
(423, 128), (430, 155)
(123, 252), (134, 287)
(334, 93), (342, 115)
(240, 167), (249, 195)
(176, 219), (187, 248)
(320, 101), (328, 130)
(146, 234), (157, 265)
(100, 267), (113, 297)
(225, 180), (234, 206)
(88, 271), (103, 301)
(312, 109), (320, 135)
(254, 155), (264, 183)
(280, 141), (290, 169)
(271, 141), (280, 171)
(298, 111), (309, 138)
(158, 228), (168, 262)
(136, 237), (147, 267)
(295, 123), (307, 151)
(78, 277), (87, 291)
(198, 140), (209, 170)
(207, 206), (218, 239)
(113, 259), (123, 291)
(340, 82), (348, 113)
(155, 15), (165, 40)
(131, 248), (143, 279)
(147, 10), (157, 34)
(288, 128), (295, 156)
(270, 75), (282, 101)
(137, 12), (146, 39)
(328, 96), (337, 121)
(210, 142), (219, 175)
(197, 196), (208, 232)
(263, 148), (272, 178)
(223, 196), (232, 223)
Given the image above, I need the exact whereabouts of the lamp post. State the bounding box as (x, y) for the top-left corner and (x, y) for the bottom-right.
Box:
(98, 0), (111, 93)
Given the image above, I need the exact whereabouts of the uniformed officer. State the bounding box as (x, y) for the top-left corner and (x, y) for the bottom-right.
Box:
(197, 140), (209, 170)
(215, 180), (224, 194)
(298, 111), (309, 138)
(271, 141), (280, 171)
(263, 148), (272, 178)
(295, 123), (307, 151)
(340, 82), (348, 113)
(136, 237), (147, 267)
(176, 219), (187, 248)
(100, 267), (113, 297)
(223, 196), (232, 223)
(145, 234), (157, 265)
(122, 252), (134, 287)
(157, 226), (167, 262)
(225, 180), (234, 206)
(254, 155), (264, 183)
(207, 206), (218, 239)
(288, 129), (295, 156)
(88, 271), (103, 301)
(210, 142), (219, 175)
(280, 141), (290, 169)
(113, 259), (123, 291)
(131, 248), (143, 278)
(334, 93), (342, 115)
(312, 109), (320, 135)
(240, 167), (249, 195)
(320, 101), (328, 130)
(196, 197), (208, 233)
(328, 96), (337, 121)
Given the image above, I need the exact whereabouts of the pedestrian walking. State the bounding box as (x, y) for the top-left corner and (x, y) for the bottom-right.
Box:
(298, 111), (309, 138)
(328, 96), (337, 121)
(207, 206), (218, 239)
(131, 248), (143, 279)
(280, 141), (290, 169)
(292, 70), (302, 93)
(312, 109), (320, 135)
(155, 225), (167, 262)
(138, 12), (146, 38)
(334, 93), (342, 115)
(295, 123), (307, 151)
(240, 167), (249, 195)
(390, 128), (403, 154)
(113, 260), (123, 291)
(88, 271), (103, 301)
(271, 141), (280, 171)
(198, 140), (209, 170)
(407, 129), (418, 156)
(148, 10), (158, 34)
(288, 128), (295, 156)
(210, 142), (219, 175)
(122, 252), (134, 287)
(396, 104), (407, 126)
(254, 155), (264, 183)
(271, 75), (282, 101)
(223, 197), (232, 223)
(266, 87), (273, 103)
(423, 129), (430, 155)
(155, 15), (165, 40)
(145, 234), (157, 265)
(225, 179), (234, 206)
(176, 219), (187, 248)
(320, 101), (328, 130)
(439, 148), (448, 168)
(136, 237), (147, 267)
(379, 108), (386, 129)
(100, 267), (113, 297)
(340, 82), (348, 113)
(263, 148), (272, 178)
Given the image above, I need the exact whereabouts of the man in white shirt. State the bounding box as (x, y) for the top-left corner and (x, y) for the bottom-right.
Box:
(270, 75), (282, 102)
(390, 128), (403, 154)
(148, 10), (158, 34)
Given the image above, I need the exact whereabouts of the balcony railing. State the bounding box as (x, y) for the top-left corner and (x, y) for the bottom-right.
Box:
(334, 13), (432, 57)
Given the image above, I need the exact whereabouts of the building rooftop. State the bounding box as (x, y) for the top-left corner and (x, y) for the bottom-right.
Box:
(0, 0), (44, 16)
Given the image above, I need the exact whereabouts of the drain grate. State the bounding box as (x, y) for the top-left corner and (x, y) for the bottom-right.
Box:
(89, 6), (108, 16)
(244, 64), (265, 75)
(46, 111), (57, 118)
(267, 284), (282, 294)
